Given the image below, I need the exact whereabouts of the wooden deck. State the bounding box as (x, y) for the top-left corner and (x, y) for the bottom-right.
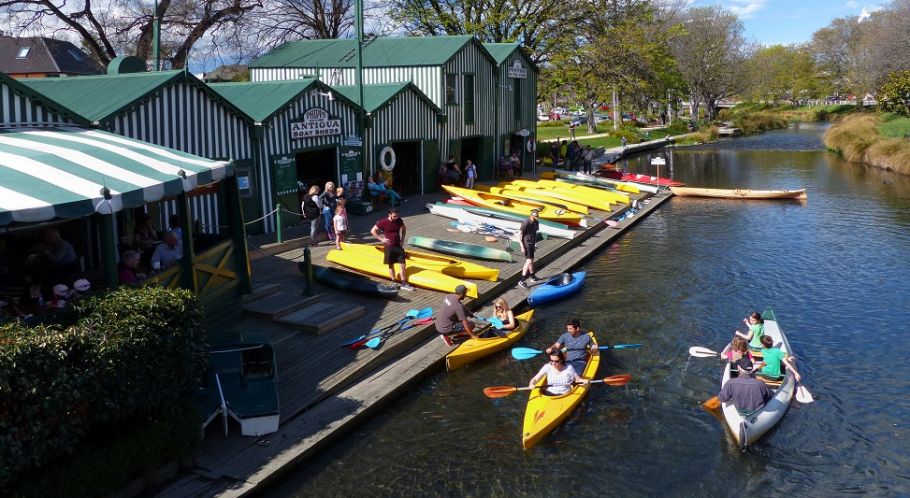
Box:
(158, 175), (670, 497)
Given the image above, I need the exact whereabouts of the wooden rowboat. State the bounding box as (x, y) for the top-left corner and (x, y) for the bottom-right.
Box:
(670, 186), (807, 200)
(719, 308), (795, 448)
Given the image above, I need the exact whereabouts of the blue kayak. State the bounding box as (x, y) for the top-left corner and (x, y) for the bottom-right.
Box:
(526, 271), (586, 306)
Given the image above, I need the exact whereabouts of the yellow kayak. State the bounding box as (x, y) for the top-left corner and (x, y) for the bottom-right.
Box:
(540, 171), (641, 194)
(446, 310), (535, 371)
(339, 242), (498, 281)
(522, 332), (600, 450)
(326, 249), (478, 297)
(501, 181), (614, 212)
(536, 179), (631, 205)
(443, 185), (587, 227)
(478, 185), (590, 214)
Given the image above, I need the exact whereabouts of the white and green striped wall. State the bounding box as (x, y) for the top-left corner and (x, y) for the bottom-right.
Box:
(1, 78), (76, 128)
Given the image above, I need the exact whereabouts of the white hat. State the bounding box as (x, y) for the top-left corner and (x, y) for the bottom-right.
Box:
(53, 284), (69, 297)
(73, 279), (91, 292)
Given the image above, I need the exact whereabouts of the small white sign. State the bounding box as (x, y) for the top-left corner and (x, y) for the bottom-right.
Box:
(507, 59), (527, 79)
(290, 107), (341, 139)
(343, 136), (363, 147)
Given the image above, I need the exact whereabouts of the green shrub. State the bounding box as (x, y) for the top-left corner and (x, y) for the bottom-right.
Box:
(0, 287), (207, 490)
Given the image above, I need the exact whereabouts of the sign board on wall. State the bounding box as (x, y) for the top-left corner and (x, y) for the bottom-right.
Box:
(270, 154), (297, 194)
(290, 107), (342, 140)
(507, 60), (527, 79)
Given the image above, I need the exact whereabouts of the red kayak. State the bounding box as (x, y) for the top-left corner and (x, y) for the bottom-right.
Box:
(596, 169), (685, 187)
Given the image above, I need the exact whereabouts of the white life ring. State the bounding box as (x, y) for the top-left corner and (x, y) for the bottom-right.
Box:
(527, 140), (536, 153)
(379, 146), (396, 172)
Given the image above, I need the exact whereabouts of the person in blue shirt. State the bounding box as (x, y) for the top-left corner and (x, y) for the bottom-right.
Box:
(546, 318), (596, 373)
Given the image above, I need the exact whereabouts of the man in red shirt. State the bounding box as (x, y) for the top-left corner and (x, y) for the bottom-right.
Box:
(370, 208), (414, 291)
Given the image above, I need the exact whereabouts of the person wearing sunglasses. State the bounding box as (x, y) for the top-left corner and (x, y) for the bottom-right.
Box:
(527, 350), (589, 396)
(491, 297), (517, 335)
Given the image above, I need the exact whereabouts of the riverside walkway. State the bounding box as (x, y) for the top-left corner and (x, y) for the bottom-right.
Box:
(156, 171), (673, 498)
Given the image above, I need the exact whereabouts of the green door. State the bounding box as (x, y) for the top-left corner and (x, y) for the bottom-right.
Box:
(233, 159), (262, 235)
(423, 139), (439, 193)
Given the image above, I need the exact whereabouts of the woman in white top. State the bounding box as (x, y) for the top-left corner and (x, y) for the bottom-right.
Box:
(528, 350), (589, 395)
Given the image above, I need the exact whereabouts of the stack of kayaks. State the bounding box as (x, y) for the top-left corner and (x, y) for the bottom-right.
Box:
(719, 308), (796, 448)
(522, 332), (600, 449)
(428, 202), (577, 239)
(600, 170), (685, 187)
(527, 271), (586, 306)
(542, 170), (655, 194)
(534, 179), (631, 205)
(443, 185), (588, 227)
(407, 236), (513, 262)
(500, 180), (615, 211)
(326, 244), (480, 297)
(476, 185), (591, 214)
(446, 309), (535, 371)
(300, 263), (399, 299)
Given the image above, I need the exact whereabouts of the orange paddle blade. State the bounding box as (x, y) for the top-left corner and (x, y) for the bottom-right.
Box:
(703, 396), (721, 411)
(600, 373), (632, 386)
(483, 385), (519, 398)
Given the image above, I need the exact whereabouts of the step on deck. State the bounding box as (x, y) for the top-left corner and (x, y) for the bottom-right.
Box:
(242, 291), (319, 319)
(275, 301), (366, 335)
(242, 282), (281, 304)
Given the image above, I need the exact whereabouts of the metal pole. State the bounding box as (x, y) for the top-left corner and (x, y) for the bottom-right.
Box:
(276, 201), (282, 243)
(303, 246), (314, 296)
(355, 0), (367, 179)
(153, 0), (161, 71)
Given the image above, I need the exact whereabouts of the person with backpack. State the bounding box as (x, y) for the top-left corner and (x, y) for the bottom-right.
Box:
(301, 185), (322, 246)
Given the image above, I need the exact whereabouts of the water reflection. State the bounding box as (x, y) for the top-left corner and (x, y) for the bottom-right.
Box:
(268, 125), (910, 497)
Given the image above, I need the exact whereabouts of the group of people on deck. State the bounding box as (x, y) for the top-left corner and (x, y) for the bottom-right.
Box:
(718, 311), (802, 414)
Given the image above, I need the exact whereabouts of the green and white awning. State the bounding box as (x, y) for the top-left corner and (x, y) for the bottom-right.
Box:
(0, 127), (233, 226)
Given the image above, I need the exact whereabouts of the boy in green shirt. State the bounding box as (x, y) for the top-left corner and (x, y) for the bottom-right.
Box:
(756, 335), (803, 383)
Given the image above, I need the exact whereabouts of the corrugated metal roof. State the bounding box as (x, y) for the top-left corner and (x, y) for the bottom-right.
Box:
(208, 79), (320, 122)
(19, 70), (184, 122)
(250, 35), (483, 68)
(331, 82), (440, 114)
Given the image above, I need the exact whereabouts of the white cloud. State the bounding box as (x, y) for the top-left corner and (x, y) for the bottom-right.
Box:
(857, 5), (884, 22)
(846, 0), (859, 7)
(721, 0), (767, 19)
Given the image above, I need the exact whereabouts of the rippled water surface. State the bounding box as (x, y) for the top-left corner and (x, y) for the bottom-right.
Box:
(270, 124), (910, 497)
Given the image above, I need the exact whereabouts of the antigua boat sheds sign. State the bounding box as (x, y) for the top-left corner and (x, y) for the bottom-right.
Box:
(507, 60), (527, 79)
(290, 107), (342, 139)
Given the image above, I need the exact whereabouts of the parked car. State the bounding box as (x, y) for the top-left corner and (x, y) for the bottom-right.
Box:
(537, 114), (551, 122)
(548, 112), (562, 120)
(569, 116), (587, 127)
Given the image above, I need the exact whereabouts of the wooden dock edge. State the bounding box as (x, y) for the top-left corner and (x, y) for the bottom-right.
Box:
(157, 191), (674, 498)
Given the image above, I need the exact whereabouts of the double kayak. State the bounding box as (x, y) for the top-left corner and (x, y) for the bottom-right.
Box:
(443, 185), (588, 227)
(446, 309), (535, 371)
(429, 202), (577, 240)
(407, 236), (513, 263)
(527, 271), (586, 306)
(719, 308), (796, 448)
(669, 186), (808, 200)
(326, 248), (478, 297)
(522, 331), (600, 449)
(339, 242), (499, 281)
(301, 263), (399, 299)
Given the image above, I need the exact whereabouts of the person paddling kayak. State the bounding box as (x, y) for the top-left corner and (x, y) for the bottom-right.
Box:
(545, 318), (596, 373)
(528, 349), (589, 396)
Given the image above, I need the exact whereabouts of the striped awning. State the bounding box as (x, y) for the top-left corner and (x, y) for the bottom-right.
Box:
(0, 127), (233, 226)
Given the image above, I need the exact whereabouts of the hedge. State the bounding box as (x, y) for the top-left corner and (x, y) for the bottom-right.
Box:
(0, 286), (207, 490)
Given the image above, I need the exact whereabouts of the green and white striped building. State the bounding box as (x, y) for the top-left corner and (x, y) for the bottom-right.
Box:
(485, 43), (539, 174)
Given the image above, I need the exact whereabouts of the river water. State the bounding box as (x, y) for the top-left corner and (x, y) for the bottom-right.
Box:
(270, 124), (910, 497)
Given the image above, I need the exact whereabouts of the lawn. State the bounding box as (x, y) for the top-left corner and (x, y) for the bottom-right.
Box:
(878, 113), (910, 138)
(536, 122), (607, 141)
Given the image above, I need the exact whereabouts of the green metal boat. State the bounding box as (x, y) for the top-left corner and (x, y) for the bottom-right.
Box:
(407, 236), (513, 262)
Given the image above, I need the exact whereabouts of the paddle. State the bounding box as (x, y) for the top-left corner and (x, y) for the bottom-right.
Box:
(364, 316), (435, 349)
(346, 308), (432, 349)
(341, 308), (421, 347)
(483, 373), (632, 398)
(689, 346), (721, 358)
(475, 315), (505, 329)
(511, 344), (643, 361)
(795, 383), (815, 403)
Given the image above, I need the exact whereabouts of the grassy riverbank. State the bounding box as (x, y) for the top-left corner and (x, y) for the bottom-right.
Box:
(719, 103), (854, 134)
(824, 112), (910, 175)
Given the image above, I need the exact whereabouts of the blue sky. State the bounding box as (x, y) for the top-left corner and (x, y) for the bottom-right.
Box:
(689, 0), (885, 45)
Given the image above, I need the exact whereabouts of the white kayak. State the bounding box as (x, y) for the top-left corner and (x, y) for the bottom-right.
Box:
(554, 169), (660, 194)
(427, 203), (577, 239)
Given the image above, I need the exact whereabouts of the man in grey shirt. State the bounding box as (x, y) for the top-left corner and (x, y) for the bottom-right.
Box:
(546, 318), (595, 373)
(718, 358), (774, 414)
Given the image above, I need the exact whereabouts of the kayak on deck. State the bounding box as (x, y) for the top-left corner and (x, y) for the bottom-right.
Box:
(430, 202), (578, 239)
(476, 185), (591, 214)
(541, 170), (650, 194)
(599, 170), (685, 187)
(669, 186), (808, 200)
(535, 179), (631, 205)
(527, 271), (586, 306)
(407, 236), (513, 263)
(301, 263), (399, 299)
(339, 242), (499, 281)
(446, 310), (535, 371)
(522, 331), (600, 449)
(326, 248), (478, 297)
(719, 308), (796, 448)
(500, 181), (615, 211)
(442, 185), (588, 227)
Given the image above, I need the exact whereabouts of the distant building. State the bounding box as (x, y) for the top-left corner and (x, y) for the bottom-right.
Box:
(0, 36), (103, 78)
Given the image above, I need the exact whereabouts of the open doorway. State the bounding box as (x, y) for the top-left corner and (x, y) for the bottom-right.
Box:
(296, 146), (338, 192)
(460, 136), (481, 177)
(390, 141), (422, 194)
(510, 133), (527, 172)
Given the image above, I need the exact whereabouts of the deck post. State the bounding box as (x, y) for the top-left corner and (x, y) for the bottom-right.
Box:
(302, 246), (314, 296)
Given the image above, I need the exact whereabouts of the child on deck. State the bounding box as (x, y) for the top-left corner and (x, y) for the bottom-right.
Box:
(333, 201), (347, 250)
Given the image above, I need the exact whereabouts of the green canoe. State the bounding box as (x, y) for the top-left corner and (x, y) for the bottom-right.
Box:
(407, 236), (513, 263)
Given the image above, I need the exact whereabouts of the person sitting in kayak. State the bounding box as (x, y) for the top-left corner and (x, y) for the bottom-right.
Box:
(436, 284), (477, 346)
(489, 297), (517, 336)
(725, 336), (753, 363)
(734, 311), (765, 350)
(528, 350), (589, 396)
(754, 335), (802, 384)
(545, 318), (595, 373)
(718, 357), (774, 415)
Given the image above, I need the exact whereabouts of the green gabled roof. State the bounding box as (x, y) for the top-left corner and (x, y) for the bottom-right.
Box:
(483, 43), (539, 71)
(208, 79), (321, 123)
(18, 70), (186, 123)
(0, 71), (88, 124)
(331, 82), (441, 114)
(250, 35), (493, 69)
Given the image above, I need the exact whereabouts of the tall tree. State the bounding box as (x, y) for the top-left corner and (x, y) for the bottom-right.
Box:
(744, 44), (822, 103)
(668, 5), (748, 120)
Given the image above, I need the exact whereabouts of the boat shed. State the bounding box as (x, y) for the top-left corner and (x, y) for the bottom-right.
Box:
(249, 36), (499, 185)
(18, 70), (252, 233)
(332, 82), (441, 194)
(0, 70), (82, 127)
(208, 79), (361, 232)
(484, 43), (539, 175)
